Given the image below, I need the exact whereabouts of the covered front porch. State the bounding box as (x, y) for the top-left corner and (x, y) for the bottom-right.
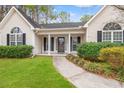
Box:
(34, 27), (86, 55)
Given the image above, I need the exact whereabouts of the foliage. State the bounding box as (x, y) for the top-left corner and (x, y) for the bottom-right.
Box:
(116, 67), (124, 82)
(0, 45), (33, 58)
(66, 54), (122, 81)
(0, 5), (70, 24)
(80, 15), (93, 23)
(83, 62), (102, 74)
(66, 54), (85, 67)
(0, 56), (74, 88)
(77, 42), (124, 61)
(58, 11), (70, 23)
(40, 5), (58, 24)
(99, 47), (124, 68)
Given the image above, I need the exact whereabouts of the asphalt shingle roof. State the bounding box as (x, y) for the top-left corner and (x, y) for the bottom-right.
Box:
(40, 22), (85, 29)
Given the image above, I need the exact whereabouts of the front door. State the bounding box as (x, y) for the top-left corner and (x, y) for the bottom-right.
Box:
(58, 37), (65, 53)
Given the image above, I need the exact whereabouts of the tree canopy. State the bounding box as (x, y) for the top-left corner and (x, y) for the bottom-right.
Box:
(80, 15), (93, 23)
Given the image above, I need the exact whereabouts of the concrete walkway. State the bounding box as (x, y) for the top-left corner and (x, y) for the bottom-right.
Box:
(53, 56), (124, 88)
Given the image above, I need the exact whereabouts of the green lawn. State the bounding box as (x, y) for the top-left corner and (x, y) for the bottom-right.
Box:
(0, 56), (74, 88)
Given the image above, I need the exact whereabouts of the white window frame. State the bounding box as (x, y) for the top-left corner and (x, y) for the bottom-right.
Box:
(9, 27), (23, 46)
(102, 30), (123, 43)
(10, 33), (23, 46)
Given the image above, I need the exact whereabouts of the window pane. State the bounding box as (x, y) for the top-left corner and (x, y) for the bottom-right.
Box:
(113, 41), (122, 43)
(103, 32), (111, 42)
(103, 22), (121, 30)
(17, 42), (23, 45)
(11, 27), (22, 33)
(17, 34), (23, 41)
(10, 35), (15, 42)
(10, 42), (16, 46)
(72, 37), (78, 51)
(113, 32), (122, 41)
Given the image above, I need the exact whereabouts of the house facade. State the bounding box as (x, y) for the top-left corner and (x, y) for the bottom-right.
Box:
(0, 5), (124, 55)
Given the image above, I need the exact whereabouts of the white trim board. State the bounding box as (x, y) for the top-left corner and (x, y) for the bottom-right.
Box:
(84, 5), (107, 27)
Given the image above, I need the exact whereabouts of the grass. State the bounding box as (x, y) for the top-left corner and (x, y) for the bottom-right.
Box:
(0, 56), (74, 88)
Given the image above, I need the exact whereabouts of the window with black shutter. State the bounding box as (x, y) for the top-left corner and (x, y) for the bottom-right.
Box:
(9, 27), (24, 46)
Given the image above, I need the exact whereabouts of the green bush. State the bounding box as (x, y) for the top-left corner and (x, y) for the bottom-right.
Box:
(77, 42), (124, 61)
(66, 54), (85, 67)
(83, 62), (102, 74)
(99, 47), (124, 68)
(0, 45), (33, 58)
(66, 54), (115, 78)
(116, 67), (124, 82)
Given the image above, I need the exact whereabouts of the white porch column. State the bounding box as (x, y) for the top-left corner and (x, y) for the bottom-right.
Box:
(48, 34), (51, 55)
(68, 33), (71, 54)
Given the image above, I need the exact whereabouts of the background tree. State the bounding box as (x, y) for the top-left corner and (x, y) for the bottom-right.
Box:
(0, 5), (70, 24)
(80, 15), (93, 23)
(0, 6), (4, 21)
(40, 5), (57, 24)
(24, 5), (38, 22)
(58, 11), (70, 23)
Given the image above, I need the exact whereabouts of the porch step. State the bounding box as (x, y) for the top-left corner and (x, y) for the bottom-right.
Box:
(36, 54), (67, 57)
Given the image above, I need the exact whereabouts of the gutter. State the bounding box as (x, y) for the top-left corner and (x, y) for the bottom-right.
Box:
(33, 26), (85, 32)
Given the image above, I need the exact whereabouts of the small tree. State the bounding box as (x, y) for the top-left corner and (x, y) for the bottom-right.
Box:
(58, 11), (70, 23)
(80, 15), (93, 23)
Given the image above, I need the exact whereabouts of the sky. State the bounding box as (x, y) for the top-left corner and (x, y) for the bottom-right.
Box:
(54, 5), (102, 22)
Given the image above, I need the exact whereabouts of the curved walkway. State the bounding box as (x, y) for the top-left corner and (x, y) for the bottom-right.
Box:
(53, 56), (124, 88)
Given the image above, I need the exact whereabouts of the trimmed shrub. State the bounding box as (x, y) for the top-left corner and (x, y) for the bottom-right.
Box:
(99, 47), (124, 68)
(0, 45), (33, 58)
(77, 42), (124, 61)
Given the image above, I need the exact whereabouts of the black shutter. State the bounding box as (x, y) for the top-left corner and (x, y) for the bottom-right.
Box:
(7, 34), (10, 46)
(77, 37), (80, 44)
(71, 37), (72, 51)
(123, 30), (124, 43)
(23, 33), (26, 45)
(97, 31), (102, 42)
(44, 37), (46, 51)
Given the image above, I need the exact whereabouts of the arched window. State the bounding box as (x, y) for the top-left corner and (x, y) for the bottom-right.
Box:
(11, 27), (22, 33)
(103, 22), (122, 30)
(102, 22), (123, 43)
(9, 27), (25, 46)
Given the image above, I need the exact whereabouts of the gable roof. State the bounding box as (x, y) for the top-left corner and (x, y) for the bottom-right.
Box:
(84, 5), (107, 27)
(0, 7), (38, 29)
